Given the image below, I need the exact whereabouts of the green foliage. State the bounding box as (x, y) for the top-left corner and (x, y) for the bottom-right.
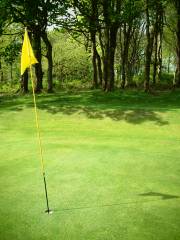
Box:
(49, 30), (92, 87)
(0, 31), (21, 88)
(160, 72), (174, 84)
(0, 0), (179, 92)
(2, 39), (21, 65)
(122, 0), (143, 22)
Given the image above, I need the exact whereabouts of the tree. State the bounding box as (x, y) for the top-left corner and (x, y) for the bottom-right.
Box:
(152, 0), (164, 85)
(3, 39), (21, 82)
(66, 0), (102, 88)
(4, 0), (67, 92)
(101, 0), (121, 91)
(119, 0), (143, 88)
(172, 0), (180, 86)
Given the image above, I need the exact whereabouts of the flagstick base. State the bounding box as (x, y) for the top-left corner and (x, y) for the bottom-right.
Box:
(45, 209), (53, 214)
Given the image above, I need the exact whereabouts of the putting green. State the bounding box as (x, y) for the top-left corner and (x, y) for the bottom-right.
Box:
(0, 90), (180, 240)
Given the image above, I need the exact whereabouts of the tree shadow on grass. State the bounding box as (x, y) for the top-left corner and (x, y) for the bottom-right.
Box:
(0, 90), (175, 125)
(37, 103), (169, 126)
(82, 107), (169, 125)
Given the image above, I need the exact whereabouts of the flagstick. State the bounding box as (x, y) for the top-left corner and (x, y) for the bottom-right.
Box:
(29, 65), (51, 214)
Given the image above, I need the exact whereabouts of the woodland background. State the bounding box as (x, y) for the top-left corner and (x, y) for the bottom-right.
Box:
(0, 0), (179, 93)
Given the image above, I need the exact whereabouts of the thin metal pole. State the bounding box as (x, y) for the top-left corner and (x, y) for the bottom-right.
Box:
(29, 64), (51, 213)
(43, 173), (50, 213)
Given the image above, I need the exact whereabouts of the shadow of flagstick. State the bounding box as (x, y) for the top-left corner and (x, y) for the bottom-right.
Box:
(53, 193), (179, 213)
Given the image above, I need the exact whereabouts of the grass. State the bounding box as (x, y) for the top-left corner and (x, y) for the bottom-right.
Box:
(0, 89), (180, 240)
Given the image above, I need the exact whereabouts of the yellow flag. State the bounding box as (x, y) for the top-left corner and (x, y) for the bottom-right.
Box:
(21, 28), (38, 75)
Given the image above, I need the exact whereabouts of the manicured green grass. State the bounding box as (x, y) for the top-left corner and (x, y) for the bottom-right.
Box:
(0, 89), (180, 240)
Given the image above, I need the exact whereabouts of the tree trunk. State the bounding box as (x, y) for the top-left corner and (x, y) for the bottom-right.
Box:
(0, 58), (3, 82)
(157, 5), (163, 83)
(153, 13), (158, 85)
(157, 33), (163, 82)
(175, 0), (180, 86)
(96, 49), (103, 86)
(121, 24), (131, 89)
(121, 66), (125, 89)
(21, 69), (29, 93)
(102, 0), (120, 91)
(90, 0), (99, 88)
(126, 63), (134, 86)
(102, 0), (110, 91)
(33, 32), (43, 93)
(90, 31), (98, 88)
(121, 48), (128, 89)
(98, 29), (105, 87)
(10, 63), (13, 84)
(167, 55), (171, 73)
(42, 31), (53, 93)
(108, 26), (118, 91)
(103, 27), (110, 91)
(144, 0), (153, 92)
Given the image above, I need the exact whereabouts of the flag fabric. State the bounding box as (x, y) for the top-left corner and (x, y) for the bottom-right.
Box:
(21, 28), (38, 75)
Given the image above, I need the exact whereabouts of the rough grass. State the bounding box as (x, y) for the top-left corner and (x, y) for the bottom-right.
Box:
(0, 89), (180, 240)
